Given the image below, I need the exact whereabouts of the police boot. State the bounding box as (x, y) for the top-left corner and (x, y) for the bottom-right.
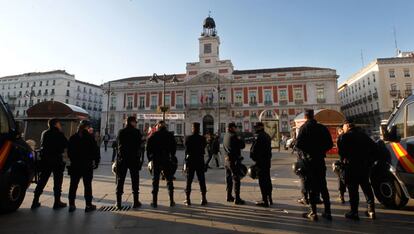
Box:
(53, 196), (67, 210)
(169, 191), (176, 207)
(321, 203), (332, 221)
(302, 203), (318, 221)
(115, 194), (122, 209)
(151, 194), (158, 208)
(184, 193), (191, 206)
(68, 199), (76, 213)
(234, 194), (245, 205)
(226, 192), (235, 202)
(201, 193), (208, 206)
(365, 204), (376, 220)
(133, 193), (142, 208)
(31, 195), (41, 210)
(339, 192), (345, 204)
(256, 194), (269, 207)
(85, 202), (97, 213)
(268, 194), (273, 206)
(345, 203), (359, 221)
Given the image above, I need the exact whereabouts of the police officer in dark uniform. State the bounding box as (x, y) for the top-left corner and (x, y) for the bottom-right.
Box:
(67, 120), (100, 212)
(335, 126), (347, 203)
(250, 122), (273, 207)
(146, 121), (177, 208)
(338, 120), (376, 220)
(223, 122), (246, 205)
(115, 116), (143, 209)
(295, 109), (333, 221)
(31, 118), (68, 210)
(184, 122), (208, 206)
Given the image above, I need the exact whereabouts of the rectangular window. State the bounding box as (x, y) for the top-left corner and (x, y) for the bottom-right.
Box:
(176, 123), (183, 135)
(264, 90), (272, 102)
(52, 80), (55, 85)
(317, 88), (325, 99)
(66, 90), (70, 97)
(404, 69), (411, 78)
(279, 89), (287, 100)
(235, 91), (242, 104)
(204, 43), (212, 54)
(67, 81), (70, 87)
(139, 96), (145, 108)
(176, 95), (184, 108)
(127, 96), (133, 109)
(391, 84), (397, 91)
(294, 88), (303, 99)
(190, 93), (198, 105)
(164, 95), (170, 107)
(389, 69), (396, 78)
(151, 95), (158, 108)
(249, 91), (257, 104)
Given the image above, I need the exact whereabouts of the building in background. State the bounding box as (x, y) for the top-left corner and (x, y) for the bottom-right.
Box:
(338, 51), (414, 133)
(0, 70), (103, 126)
(101, 16), (340, 137)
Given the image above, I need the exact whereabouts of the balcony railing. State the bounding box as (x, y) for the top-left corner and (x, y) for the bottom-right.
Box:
(175, 104), (184, 109)
(234, 102), (243, 107)
(264, 100), (273, 106)
(126, 105), (133, 110)
(373, 92), (378, 99)
(294, 99), (304, 105)
(389, 90), (400, 97)
(317, 98), (326, 104)
(150, 105), (157, 110)
(405, 89), (412, 97)
(138, 105), (145, 110)
(110, 106), (116, 110)
(249, 101), (257, 106)
(187, 103), (231, 110)
(367, 95), (373, 101)
(279, 100), (288, 106)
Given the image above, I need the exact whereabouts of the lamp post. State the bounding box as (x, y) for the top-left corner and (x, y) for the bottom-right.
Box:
(104, 82), (113, 134)
(150, 73), (178, 121)
(214, 77), (226, 137)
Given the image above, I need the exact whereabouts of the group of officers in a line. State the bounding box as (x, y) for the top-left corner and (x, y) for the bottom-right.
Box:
(30, 108), (377, 222)
(30, 116), (273, 212)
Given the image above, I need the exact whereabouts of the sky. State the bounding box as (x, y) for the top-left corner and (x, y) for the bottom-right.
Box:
(0, 0), (413, 85)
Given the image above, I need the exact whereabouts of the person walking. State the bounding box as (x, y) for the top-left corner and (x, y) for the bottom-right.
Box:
(146, 121), (177, 208)
(295, 109), (333, 221)
(250, 122), (273, 207)
(31, 118), (68, 210)
(103, 133), (110, 152)
(115, 116), (143, 209)
(210, 134), (221, 168)
(338, 120), (377, 220)
(184, 122), (208, 206)
(223, 122), (246, 205)
(67, 120), (100, 212)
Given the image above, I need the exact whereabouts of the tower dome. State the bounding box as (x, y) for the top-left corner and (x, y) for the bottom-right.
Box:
(201, 15), (217, 36)
(203, 16), (216, 29)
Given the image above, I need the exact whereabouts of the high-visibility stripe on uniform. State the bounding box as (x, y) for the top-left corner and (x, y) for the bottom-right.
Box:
(390, 142), (414, 173)
(0, 141), (12, 170)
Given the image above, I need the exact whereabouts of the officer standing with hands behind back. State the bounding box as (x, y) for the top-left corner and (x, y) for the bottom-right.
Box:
(223, 122), (246, 205)
(184, 122), (208, 206)
(115, 116), (143, 209)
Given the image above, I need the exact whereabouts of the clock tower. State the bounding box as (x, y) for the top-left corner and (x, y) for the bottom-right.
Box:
(199, 15), (220, 67)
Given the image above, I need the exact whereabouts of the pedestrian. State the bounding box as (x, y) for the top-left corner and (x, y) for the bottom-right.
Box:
(146, 121), (177, 208)
(338, 120), (376, 220)
(295, 109), (333, 221)
(210, 134), (221, 168)
(223, 122), (246, 205)
(205, 132), (214, 169)
(67, 120), (100, 212)
(103, 132), (110, 152)
(111, 139), (118, 163)
(250, 122), (273, 207)
(184, 122), (208, 206)
(31, 118), (68, 210)
(115, 116), (143, 209)
(335, 126), (347, 204)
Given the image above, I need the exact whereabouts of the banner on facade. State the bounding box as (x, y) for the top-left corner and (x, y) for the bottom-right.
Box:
(136, 113), (185, 120)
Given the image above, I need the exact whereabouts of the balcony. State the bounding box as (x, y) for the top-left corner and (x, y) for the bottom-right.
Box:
(294, 99), (304, 105)
(234, 102), (243, 107)
(279, 100), (288, 106)
(264, 100), (273, 106)
(389, 90), (400, 97)
(138, 105), (145, 110)
(249, 101), (257, 106)
(373, 92), (378, 99)
(187, 103), (231, 110)
(367, 95), (372, 101)
(126, 105), (133, 110)
(316, 98), (326, 104)
(363, 97), (367, 103)
(175, 104), (184, 109)
(110, 106), (116, 111)
(150, 105), (157, 110)
(405, 89), (412, 97)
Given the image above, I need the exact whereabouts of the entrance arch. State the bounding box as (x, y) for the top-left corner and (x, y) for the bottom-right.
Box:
(202, 114), (214, 135)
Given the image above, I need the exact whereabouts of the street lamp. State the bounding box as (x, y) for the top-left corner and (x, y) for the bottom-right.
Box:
(150, 73), (178, 121)
(214, 77), (226, 137)
(104, 82), (114, 134)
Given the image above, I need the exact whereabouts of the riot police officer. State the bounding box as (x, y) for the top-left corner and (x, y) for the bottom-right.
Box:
(223, 122), (246, 205)
(250, 122), (273, 207)
(146, 121), (177, 208)
(31, 118), (68, 210)
(338, 120), (376, 220)
(115, 116), (143, 209)
(67, 120), (100, 212)
(184, 122), (208, 206)
(295, 109), (333, 221)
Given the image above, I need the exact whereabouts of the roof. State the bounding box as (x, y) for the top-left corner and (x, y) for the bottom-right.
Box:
(232, 66), (335, 75)
(111, 73), (186, 83)
(0, 70), (73, 80)
(26, 101), (89, 118)
(76, 80), (101, 88)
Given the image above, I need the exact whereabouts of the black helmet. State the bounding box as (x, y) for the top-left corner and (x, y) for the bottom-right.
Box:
(238, 164), (248, 179)
(248, 164), (259, 180)
(332, 160), (344, 176)
(79, 119), (91, 127)
(292, 160), (307, 177)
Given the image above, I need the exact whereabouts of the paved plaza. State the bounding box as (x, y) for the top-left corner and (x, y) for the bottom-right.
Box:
(1, 147), (414, 234)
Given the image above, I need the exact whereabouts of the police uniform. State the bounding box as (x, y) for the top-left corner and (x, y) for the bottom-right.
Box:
(32, 124), (68, 209)
(338, 125), (376, 220)
(223, 123), (246, 204)
(336, 133), (347, 203)
(67, 122), (100, 212)
(146, 124), (177, 207)
(250, 123), (273, 207)
(295, 111), (333, 221)
(184, 123), (208, 206)
(116, 121), (143, 208)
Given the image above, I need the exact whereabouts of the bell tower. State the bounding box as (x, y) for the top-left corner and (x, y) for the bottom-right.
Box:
(199, 15), (220, 66)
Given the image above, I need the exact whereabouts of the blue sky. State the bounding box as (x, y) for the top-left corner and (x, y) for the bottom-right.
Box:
(0, 0), (413, 85)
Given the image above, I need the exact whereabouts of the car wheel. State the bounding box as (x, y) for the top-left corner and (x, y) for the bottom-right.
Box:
(0, 174), (28, 213)
(372, 173), (409, 209)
